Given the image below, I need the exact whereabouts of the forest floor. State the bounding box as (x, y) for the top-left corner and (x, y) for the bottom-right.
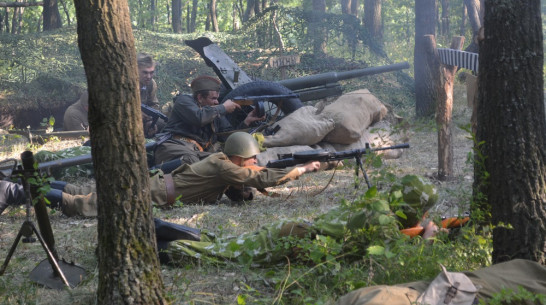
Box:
(0, 83), (475, 304)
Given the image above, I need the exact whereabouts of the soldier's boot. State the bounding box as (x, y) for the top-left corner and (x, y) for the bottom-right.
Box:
(45, 189), (97, 217)
(0, 181), (26, 215)
(154, 218), (201, 241)
(154, 218), (201, 265)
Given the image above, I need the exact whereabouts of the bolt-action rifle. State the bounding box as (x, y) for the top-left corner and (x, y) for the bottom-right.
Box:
(266, 143), (410, 188)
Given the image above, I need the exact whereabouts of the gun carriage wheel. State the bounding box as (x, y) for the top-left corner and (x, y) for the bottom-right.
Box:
(221, 80), (303, 129)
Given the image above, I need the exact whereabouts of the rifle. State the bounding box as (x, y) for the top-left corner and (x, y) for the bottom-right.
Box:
(141, 104), (168, 132)
(266, 143), (410, 188)
(231, 93), (299, 117)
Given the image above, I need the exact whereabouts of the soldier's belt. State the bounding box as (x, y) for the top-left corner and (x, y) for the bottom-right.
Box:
(172, 135), (205, 152)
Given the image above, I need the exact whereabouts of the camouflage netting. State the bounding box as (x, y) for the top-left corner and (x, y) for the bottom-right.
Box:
(33, 146), (93, 179)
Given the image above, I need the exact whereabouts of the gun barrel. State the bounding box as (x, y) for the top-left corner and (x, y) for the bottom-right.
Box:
(278, 62), (410, 91)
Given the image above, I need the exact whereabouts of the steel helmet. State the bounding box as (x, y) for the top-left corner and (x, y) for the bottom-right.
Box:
(224, 132), (261, 158)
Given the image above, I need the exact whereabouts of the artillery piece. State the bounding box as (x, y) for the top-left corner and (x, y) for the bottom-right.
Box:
(184, 37), (409, 127)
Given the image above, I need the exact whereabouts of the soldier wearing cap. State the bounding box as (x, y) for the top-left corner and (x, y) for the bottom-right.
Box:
(63, 90), (89, 131)
(154, 75), (264, 165)
(0, 132), (320, 217)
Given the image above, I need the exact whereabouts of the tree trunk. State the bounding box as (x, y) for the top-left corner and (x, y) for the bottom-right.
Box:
(464, 0), (481, 52)
(311, 0), (327, 57)
(10, 3), (20, 34)
(436, 36), (464, 181)
(364, 0), (382, 40)
(210, 0), (218, 32)
(171, 0), (181, 33)
(460, 2), (466, 36)
(440, 0), (450, 36)
(59, 0), (70, 25)
(243, 0), (255, 22)
(189, 0), (197, 32)
(478, 0), (546, 264)
(232, 2), (239, 31)
(73, 0), (167, 301)
(204, 2), (210, 31)
(414, 0), (437, 117)
(341, 0), (350, 14)
(42, 0), (61, 30)
(149, 0), (156, 28)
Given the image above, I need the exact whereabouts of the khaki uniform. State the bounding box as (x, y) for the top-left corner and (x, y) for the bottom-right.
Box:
(155, 94), (247, 165)
(63, 98), (88, 131)
(337, 259), (546, 305)
(141, 79), (166, 136)
(59, 153), (303, 217)
(141, 78), (159, 109)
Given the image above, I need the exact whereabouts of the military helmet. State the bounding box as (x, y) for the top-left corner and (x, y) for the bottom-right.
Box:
(390, 174), (439, 228)
(224, 132), (261, 158)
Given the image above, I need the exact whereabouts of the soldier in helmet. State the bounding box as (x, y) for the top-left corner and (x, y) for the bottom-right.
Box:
(0, 132), (320, 217)
(154, 75), (265, 165)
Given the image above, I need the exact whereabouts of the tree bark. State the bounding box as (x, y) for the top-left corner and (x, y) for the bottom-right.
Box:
(243, 0), (255, 22)
(436, 36), (464, 181)
(73, 0), (167, 301)
(189, 0), (197, 32)
(149, 0), (156, 28)
(210, 0), (218, 32)
(364, 0), (382, 40)
(171, 0), (181, 33)
(478, 0), (546, 264)
(42, 0), (61, 30)
(464, 0), (481, 52)
(440, 0), (450, 36)
(414, 0), (437, 117)
(460, 2), (466, 36)
(311, 0), (327, 57)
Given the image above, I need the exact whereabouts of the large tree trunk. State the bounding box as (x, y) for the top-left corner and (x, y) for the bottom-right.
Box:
(414, 0), (437, 117)
(478, 0), (546, 264)
(171, 0), (182, 33)
(42, 0), (61, 30)
(364, 0), (382, 40)
(73, 0), (167, 301)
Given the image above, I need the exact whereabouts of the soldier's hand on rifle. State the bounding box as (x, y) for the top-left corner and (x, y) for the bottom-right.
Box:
(299, 161), (321, 173)
(243, 108), (266, 126)
(222, 100), (241, 113)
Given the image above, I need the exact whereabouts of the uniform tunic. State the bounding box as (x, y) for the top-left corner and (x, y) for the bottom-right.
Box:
(155, 94), (247, 164)
(63, 98), (88, 131)
(59, 153), (304, 217)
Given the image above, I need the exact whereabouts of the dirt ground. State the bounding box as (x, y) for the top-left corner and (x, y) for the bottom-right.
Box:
(0, 87), (475, 304)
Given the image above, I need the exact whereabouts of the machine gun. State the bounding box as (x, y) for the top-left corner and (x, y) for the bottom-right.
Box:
(267, 143), (410, 188)
(141, 104), (168, 134)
